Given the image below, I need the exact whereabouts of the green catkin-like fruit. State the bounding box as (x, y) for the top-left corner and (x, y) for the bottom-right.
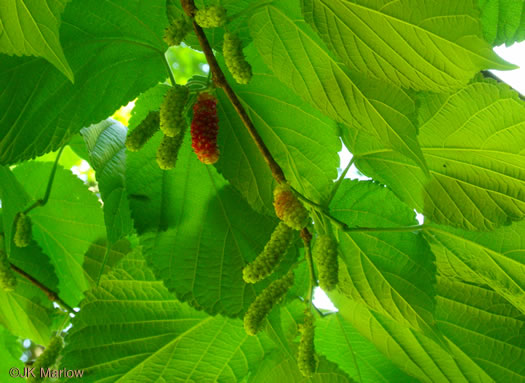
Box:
(273, 184), (310, 230)
(223, 32), (252, 84)
(156, 131), (186, 170)
(194, 5), (227, 28)
(163, 18), (192, 46)
(297, 310), (317, 377)
(312, 235), (339, 291)
(160, 85), (189, 137)
(244, 271), (294, 336)
(243, 222), (293, 284)
(0, 235), (16, 291)
(13, 212), (31, 248)
(27, 335), (64, 383)
(125, 111), (160, 152)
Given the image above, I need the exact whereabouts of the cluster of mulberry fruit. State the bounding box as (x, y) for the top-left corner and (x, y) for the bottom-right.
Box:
(243, 271), (294, 336)
(125, 111), (159, 152)
(0, 235), (16, 292)
(243, 221), (293, 284)
(194, 5), (227, 28)
(125, 85), (191, 171)
(273, 183), (310, 230)
(28, 335), (63, 383)
(312, 234), (339, 291)
(13, 212), (32, 248)
(297, 310), (317, 377)
(223, 33), (252, 84)
(160, 85), (189, 137)
(163, 18), (192, 47)
(191, 92), (220, 164)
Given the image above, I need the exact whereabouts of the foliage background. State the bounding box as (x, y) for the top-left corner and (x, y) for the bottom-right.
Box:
(0, 0), (524, 382)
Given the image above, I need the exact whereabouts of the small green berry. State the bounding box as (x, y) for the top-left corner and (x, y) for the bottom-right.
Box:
(163, 18), (192, 46)
(13, 212), (31, 248)
(312, 235), (339, 291)
(156, 132), (185, 170)
(243, 222), (293, 284)
(125, 111), (159, 152)
(160, 85), (189, 137)
(243, 271), (294, 336)
(223, 33), (252, 84)
(297, 310), (317, 377)
(195, 5), (227, 28)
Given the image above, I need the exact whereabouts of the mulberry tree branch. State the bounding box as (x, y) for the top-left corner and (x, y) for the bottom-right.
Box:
(10, 263), (74, 313)
(180, 0), (285, 183)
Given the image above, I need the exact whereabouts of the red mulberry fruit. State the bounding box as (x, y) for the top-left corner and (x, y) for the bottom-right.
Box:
(243, 222), (293, 284)
(297, 310), (317, 377)
(13, 212), (31, 248)
(273, 184), (309, 230)
(27, 335), (63, 383)
(160, 85), (189, 137)
(164, 18), (192, 46)
(223, 33), (252, 84)
(125, 111), (159, 152)
(313, 235), (338, 291)
(243, 271), (294, 336)
(194, 5), (227, 28)
(191, 93), (220, 164)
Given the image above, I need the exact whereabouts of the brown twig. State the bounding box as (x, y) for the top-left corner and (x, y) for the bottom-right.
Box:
(10, 263), (74, 313)
(180, 0), (285, 183)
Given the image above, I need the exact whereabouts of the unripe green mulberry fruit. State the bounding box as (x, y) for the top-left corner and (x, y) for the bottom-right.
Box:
(156, 131), (186, 170)
(191, 93), (220, 164)
(297, 310), (317, 377)
(223, 33), (252, 84)
(125, 111), (159, 152)
(160, 85), (189, 137)
(194, 5), (227, 28)
(13, 212), (31, 248)
(0, 236), (16, 292)
(273, 184), (309, 230)
(244, 271), (294, 336)
(164, 18), (192, 46)
(313, 235), (339, 291)
(243, 222), (293, 284)
(27, 335), (63, 383)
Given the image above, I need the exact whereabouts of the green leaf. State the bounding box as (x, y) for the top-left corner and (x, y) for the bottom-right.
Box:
(82, 238), (132, 283)
(0, 0), (167, 165)
(132, 134), (287, 316)
(248, 351), (354, 383)
(0, 327), (24, 382)
(349, 80), (525, 230)
(216, 45), (340, 214)
(0, 166), (60, 295)
(427, 220), (525, 314)
(250, 4), (428, 174)
(0, 276), (56, 346)
(331, 180), (438, 337)
(316, 313), (418, 382)
(81, 119), (133, 243)
(250, 301), (355, 382)
(436, 277), (525, 382)
(61, 251), (275, 382)
(0, 0), (74, 81)
(302, 0), (514, 92)
(12, 162), (106, 306)
(329, 290), (494, 382)
(479, 0), (525, 45)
